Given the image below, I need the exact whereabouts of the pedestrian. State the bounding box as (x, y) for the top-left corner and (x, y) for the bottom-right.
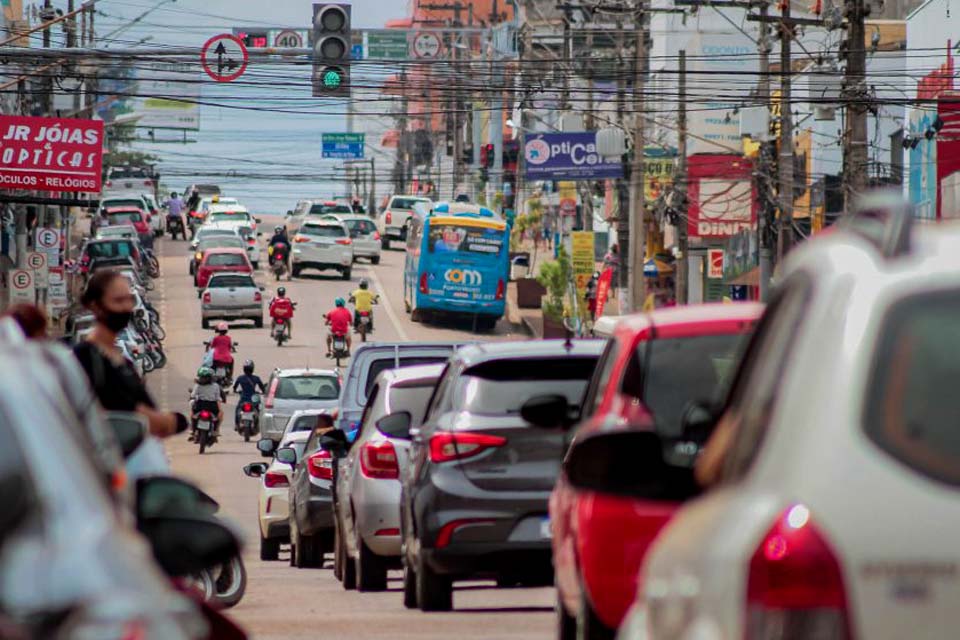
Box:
(585, 272), (600, 320)
(603, 243), (620, 290)
(1, 303), (48, 339)
(73, 270), (187, 438)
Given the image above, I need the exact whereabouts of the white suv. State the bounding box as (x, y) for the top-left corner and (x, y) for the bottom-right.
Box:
(290, 220), (354, 279)
(588, 194), (960, 640)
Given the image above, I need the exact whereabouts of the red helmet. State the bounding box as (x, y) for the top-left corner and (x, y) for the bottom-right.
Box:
(216, 322), (228, 332)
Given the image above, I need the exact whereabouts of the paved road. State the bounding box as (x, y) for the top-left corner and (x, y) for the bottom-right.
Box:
(148, 226), (553, 640)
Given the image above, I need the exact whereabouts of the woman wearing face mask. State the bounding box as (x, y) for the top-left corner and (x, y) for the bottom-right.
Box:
(73, 270), (186, 438)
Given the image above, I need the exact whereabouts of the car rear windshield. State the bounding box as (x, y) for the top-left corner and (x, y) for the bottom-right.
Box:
(864, 292), (960, 486)
(275, 376), (340, 400)
(206, 253), (247, 267)
(301, 225), (345, 238)
(208, 274), (254, 288)
(210, 212), (249, 221)
(456, 357), (598, 415)
(199, 229), (237, 240)
(108, 211), (142, 223)
(87, 241), (134, 259)
(103, 199), (143, 209)
(390, 198), (426, 211)
(345, 219), (376, 236)
(625, 333), (749, 439)
(364, 356), (452, 397)
(309, 204), (352, 214)
(200, 238), (244, 251)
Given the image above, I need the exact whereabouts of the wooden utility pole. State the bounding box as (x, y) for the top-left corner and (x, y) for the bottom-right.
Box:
(843, 0), (868, 209)
(776, 3), (794, 261)
(628, 0), (647, 313)
(616, 21), (630, 297)
(676, 49), (688, 305)
(757, 2), (774, 300)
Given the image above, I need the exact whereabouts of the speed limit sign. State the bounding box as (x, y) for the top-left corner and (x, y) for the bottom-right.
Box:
(10, 269), (35, 304)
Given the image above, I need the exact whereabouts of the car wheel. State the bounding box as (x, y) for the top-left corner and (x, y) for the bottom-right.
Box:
(291, 266), (301, 278)
(402, 558), (418, 609)
(380, 237), (389, 250)
(356, 536), (387, 592)
(341, 534), (357, 590)
(297, 532), (321, 568)
(416, 554), (452, 612)
(254, 316), (264, 328)
(342, 268), (352, 281)
(333, 519), (344, 581)
(201, 318), (209, 329)
(576, 591), (616, 640)
(371, 256), (380, 265)
(252, 261), (259, 269)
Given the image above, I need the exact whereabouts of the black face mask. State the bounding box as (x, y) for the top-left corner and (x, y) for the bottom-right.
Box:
(98, 308), (133, 333)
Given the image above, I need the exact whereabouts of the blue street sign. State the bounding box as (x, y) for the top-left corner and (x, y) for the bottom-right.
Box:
(322, 133), (365, 159)
(351, 44), (363, 60)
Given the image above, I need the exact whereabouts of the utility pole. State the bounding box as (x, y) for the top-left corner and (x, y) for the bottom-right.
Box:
(615, 20), (630, 302)
(776, 2), (794, 261)
(676, 49), (688, 305)
(757, 1), (774, 301)
(42, 0), (53, 116)
(842, 0), (868, 209)
(628, 0), (647, 313)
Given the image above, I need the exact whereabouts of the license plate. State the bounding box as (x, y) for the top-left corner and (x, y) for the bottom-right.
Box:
(197, 420), (211, 430)
(241, 413), (253, 420)
(540, 517), (552, 539)
(215, 368), (226, 377)
(360, 316), (370, 325)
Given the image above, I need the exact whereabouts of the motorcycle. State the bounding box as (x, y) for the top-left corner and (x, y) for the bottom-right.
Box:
(268, 242), (289, 281)
(167, 214), (186, 240)
(193, 408), (219, 454)
(330, 332), (350, 367)
(237, 394), (261, 442)
(203, 340), (238, 392)
(351, 295), (378, 342)
(272, 316), (290, 346)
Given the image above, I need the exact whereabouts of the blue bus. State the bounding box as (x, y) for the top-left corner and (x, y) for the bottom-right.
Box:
(403, 202), (509, 331)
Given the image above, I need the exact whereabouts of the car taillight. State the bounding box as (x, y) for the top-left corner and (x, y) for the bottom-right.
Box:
(373, 231), (380, 240)
(385, 211), (392, 225)
(264, 395), (274, 409)
(242, 402), (252, 411)
(247, 236), (256, 244)
(105, 180), (112, 187)
(746, 505), (852, 640)
(264, 471), (289, 488)
(375, 528), (400, 536)
(254, 291), (262, 302)
(199, 410), (211, 419)
(419, 272), (428, 294)
(360, 441), (399, 479)
(307, 450), (333, 480)
(202, 292), (211, 303)
(336, 237), (352, 245)
(495, 278), (505, 300)
(294, 235), (310, 243)
(429, 431), (506, 463)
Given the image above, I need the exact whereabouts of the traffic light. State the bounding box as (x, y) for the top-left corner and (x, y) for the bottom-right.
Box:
(481, 143), (495, 168)
(312, 3), (351, 98)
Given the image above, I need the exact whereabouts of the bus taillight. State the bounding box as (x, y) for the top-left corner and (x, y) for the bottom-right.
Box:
(420, 272), (429, 294)
(495, 278), (505, 300)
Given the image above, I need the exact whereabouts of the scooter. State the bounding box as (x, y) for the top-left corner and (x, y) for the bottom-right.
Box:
(272, 317), (290, 346)
(269, 242), (289, 281)
(351, 295), (379, 343)
(237, 394), (261, 443)
(167, 214), (186, 240)
(330, 332), (350, 367)
(193, 408), (219, 454)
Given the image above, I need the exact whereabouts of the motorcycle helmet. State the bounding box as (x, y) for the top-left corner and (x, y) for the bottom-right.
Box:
(216, 321), (228, 334)
(243, 359), (254, 375)
(359, 279), (369, 290)
(335, 297), (346, 308)
(197, 366), (213, 384)
(274, 225), (283, 234)
(277, 286), (286, 297)
(170, 191), (177, 199)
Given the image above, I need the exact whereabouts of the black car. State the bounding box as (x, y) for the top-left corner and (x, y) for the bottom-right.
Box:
(398, 340), (604, 611)
(282, 427), (336, 568)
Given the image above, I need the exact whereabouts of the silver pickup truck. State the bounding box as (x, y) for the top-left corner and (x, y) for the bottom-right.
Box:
(200, 272), (264, 329)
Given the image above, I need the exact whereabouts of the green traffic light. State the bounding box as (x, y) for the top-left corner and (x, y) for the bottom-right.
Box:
(322, 69), (342, 88)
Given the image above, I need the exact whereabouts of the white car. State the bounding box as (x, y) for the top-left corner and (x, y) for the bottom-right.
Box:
(200, 219), (261, 268)
(290, 219), (354, 279)
(614, 195), (960, 640)
(245, 430), (311, 561)
(322, 213), (381, 264)
(286, 199), (353, 238)
(377, 195), (431, 249)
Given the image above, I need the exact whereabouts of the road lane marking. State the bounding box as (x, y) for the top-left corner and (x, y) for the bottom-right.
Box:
(362, 264), (409, 342)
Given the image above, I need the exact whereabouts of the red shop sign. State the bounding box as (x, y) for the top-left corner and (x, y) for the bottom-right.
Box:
(0, 115), (104, 193)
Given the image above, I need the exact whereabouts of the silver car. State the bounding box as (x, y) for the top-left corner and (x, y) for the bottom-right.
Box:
(200, 272), (264, 329)
(334, 364), (444, 591)
(260, 368), (341, 443)
(290, 220), (354, 279)
(323, 214), (382, 265)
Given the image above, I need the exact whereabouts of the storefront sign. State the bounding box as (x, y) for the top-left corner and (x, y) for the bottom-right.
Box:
(594, 267), (613, 318)
(707, 249), (724, 279)
(571, 231), (595, 295)
(47, 266), (68, 313)
(524, 132), (623, 181)
(0, 115), (104, 193)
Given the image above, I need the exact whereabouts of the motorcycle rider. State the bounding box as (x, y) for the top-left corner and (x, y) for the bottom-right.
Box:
(268, 225), (288, 259)
(269, 286), (295, 339)
(165, 191), (185, 236)
(324, 297), (352, 357)
(209, 322), (235, 381)
(232, 359), (265, 430)
(190, 366), (223, 441)
(349, 278), (379, 332)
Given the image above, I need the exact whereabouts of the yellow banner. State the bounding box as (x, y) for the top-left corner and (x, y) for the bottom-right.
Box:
(644, 156), (674, 202)
(571, 231), (595, 294)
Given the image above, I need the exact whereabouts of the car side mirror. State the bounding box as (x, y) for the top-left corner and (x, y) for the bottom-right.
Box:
(375, 412), (413, 440)
(104, 411), (148, 458)
(243, 462), (269, 478)
(564, 431), (700, 501)
(319, 428), (349, 457)
(257, 437), (276, 458)
(521, 394), (575, 429)
(276, 447), (297, 467)
(680, 401), (720, 447)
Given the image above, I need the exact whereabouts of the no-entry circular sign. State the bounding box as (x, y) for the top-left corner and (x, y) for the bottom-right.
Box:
(201, 34), (249, 83)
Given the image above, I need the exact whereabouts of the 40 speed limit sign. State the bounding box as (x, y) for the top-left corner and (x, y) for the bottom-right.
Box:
(10, 269), (35, 304)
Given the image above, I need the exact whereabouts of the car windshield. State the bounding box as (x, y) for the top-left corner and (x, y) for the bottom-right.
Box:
(455, 357), (598, 415)
(109, 167), (151, 179)
(309, 203), (352, 215)
(108, 211), (142, 223)
(200, 238), (244, 252)
(210, 212), (249, 222)
(345, 219), (376, 236)
(206, 253), (247, 267)
(87, 241), (134, 259)
(208, 274), (255, 288)
(390, 198), (427, 210)
(275, 376), (340, 400)
(626, 333), (750, 439)
(364, 356), (451, 397)
(301, 225), (345, 238)
(103, 199), (143, 209)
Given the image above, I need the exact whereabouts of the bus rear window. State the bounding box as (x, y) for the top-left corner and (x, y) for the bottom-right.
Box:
(427, 224), (502, 255)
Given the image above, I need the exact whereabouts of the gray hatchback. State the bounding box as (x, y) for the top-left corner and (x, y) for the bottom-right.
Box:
(397, 340), (604, 611)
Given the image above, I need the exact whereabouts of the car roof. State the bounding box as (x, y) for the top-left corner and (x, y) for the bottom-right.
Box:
(199, 225), (239, 233)
(614, 302), (765, 339)
(287, 408), (336, 419)
(273, 368), (339, 378)
(302, 219), (345, 227)
(208, 205), (249, 213)
(453, 339), (605, 367)
(380, 363), (446, 386)
(105, 207), (142, 213)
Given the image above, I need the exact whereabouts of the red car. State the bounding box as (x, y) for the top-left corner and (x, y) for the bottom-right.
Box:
(195, 247), (253, 291)
(551, 303), (763, 639)
(105, 206), (151, 237)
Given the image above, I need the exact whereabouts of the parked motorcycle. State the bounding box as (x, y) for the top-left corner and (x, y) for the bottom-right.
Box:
(237, 394), (261, 443)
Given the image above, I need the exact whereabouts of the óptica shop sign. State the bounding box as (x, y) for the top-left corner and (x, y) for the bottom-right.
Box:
(0, 115), (104, 193)
(523, 132), (623, 181)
